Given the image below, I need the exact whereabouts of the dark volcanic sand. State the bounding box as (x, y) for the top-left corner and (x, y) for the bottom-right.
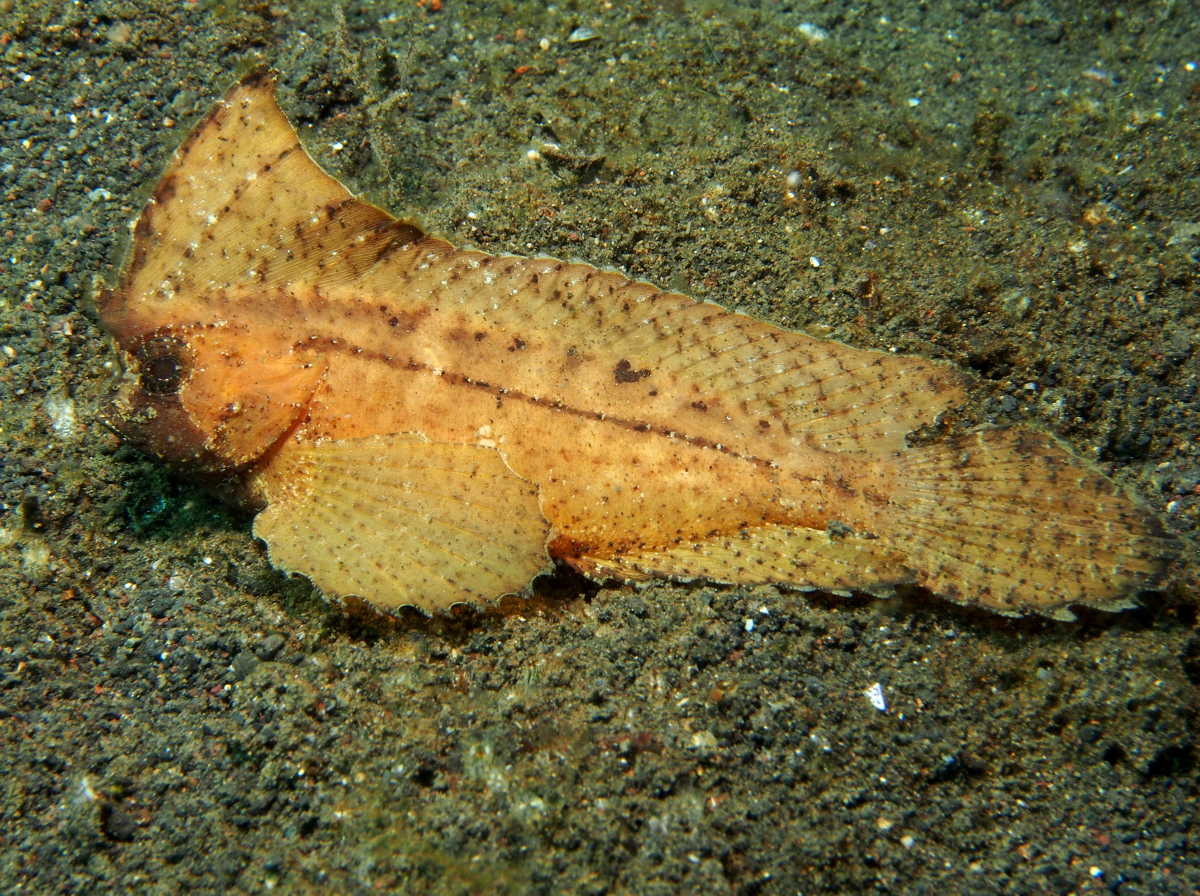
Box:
(0, 1), (1197, 894)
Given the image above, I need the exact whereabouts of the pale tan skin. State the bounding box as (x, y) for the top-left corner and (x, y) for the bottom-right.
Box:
(98, 71), (1172, 618)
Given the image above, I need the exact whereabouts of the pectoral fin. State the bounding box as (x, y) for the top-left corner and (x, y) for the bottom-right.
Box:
(253, 434), (552, 613)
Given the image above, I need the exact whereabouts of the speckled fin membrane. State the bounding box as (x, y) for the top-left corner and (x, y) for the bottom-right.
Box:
(578, 523), (916, 595)
(886, 429), (1169, 620)
(352, 250), (972, 456)
(253, 434), (552, 613)
(98, 69), (425, 342)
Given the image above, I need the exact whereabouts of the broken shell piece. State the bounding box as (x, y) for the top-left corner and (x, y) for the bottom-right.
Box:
(864, 682), (886, 712)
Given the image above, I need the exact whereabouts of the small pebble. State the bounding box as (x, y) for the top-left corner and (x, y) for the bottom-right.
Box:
(230, 651), (260, 681)
(148, 594), (175, 618)
(256, 634), (286, 661)
(102, 807), (137, 842)
(1079, 724), (1103, 743)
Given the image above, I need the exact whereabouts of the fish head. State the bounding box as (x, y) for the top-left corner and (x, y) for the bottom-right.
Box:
(101, 326), (212, 470)
(100, 307), (326, 483)
(90, 67), (388, 488)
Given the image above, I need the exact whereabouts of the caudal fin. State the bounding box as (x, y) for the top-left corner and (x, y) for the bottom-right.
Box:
(887, 428), (1172, 619)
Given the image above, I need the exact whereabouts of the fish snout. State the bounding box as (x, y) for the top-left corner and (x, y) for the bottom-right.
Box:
(96, 376), (230, 475)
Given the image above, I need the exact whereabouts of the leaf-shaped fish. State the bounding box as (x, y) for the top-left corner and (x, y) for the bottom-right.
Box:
(98, 70), (1173, 620)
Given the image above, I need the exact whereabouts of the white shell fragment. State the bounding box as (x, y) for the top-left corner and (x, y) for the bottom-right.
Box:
(798, 23), (829, 43)
(863, 682), (886, 712)
(45, 392), (78, 440)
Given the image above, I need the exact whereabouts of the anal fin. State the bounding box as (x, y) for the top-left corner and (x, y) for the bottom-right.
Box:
(253, 434), (552, 613)
(576, 524), (915, 596)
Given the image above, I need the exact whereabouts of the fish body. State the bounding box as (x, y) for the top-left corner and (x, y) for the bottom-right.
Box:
(98, 71), (1171, 619)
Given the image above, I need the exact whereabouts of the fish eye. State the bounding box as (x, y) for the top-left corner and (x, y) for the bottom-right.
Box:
(145, 354), (183, 392)
(135, 335), (191, 395)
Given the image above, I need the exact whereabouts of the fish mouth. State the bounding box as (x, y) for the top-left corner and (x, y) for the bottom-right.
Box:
(96, 398), (122, 438)
(93, 379), (204, 469)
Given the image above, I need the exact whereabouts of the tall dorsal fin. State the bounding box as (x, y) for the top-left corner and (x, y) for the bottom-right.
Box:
(98, 69), (430, 341)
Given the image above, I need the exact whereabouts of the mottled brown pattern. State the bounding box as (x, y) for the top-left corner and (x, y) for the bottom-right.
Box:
(98, 70), (1173, 619)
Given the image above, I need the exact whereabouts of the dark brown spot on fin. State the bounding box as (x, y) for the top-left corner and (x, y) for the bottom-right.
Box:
(614, 359), (651, 384)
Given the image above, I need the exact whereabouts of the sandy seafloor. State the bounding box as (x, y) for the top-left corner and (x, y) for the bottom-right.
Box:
(1, 0), (1198, 893)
